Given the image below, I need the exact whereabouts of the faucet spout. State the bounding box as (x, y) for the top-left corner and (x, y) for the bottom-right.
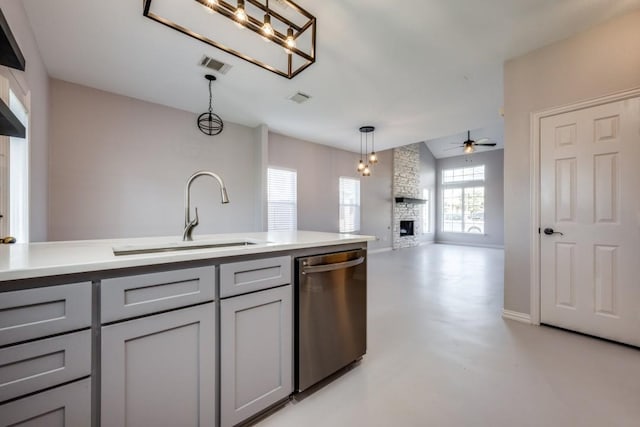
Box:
(183, 171), (230, 241)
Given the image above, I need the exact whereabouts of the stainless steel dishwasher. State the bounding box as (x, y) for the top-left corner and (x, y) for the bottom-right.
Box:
(295, 249), (367, 392)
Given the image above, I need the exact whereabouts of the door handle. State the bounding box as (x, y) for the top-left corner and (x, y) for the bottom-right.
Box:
(302, 257), (365, 274)
(543, 228), (564, 236)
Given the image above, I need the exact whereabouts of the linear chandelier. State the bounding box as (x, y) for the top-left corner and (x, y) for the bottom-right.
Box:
(357, 126), (378, 177)
(143, 0), (316, 79)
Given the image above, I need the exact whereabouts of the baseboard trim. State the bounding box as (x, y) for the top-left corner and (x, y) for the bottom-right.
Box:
(436, 241), (504, 249)
(502, 309), (532, 324)
(368, 247), (392, 254)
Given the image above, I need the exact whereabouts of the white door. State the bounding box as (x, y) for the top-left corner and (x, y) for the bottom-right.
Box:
(540, 96), (640, 346)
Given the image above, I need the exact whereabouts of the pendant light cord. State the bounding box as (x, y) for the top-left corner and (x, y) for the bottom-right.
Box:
(208, 80), (213, 114)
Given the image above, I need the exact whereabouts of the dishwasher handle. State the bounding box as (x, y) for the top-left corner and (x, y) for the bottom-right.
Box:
(301, 257), (365, 275)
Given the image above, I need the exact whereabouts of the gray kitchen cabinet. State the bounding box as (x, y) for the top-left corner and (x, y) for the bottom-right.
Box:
(220, 256), (291, 298)
(101, 303), (215, 427)
(0, 378), (91, 427)
(220, 285), (292, 427)
(101, 266), (215, 323)
(0, 282), (91, 346)
(0, 329), (91, 402)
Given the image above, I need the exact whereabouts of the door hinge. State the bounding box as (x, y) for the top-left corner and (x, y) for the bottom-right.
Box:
(538, 227), (541, 234)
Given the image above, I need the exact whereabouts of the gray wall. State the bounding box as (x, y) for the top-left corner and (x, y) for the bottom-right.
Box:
(49, 79), (263, 240)
(268, 132), (393, 251)
(419, 143), (436, 244)
(1, 0), (50, 241)
(435, 149), (504, 247)
(503, 9), (640, 314)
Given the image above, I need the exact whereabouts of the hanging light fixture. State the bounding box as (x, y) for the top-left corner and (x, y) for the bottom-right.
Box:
(143, 0), (316, 79)
(197, 74), (224, 136)
(261, 0), (274, 36)
(234, 0), (248, 22)
(357, 126), (377, 177)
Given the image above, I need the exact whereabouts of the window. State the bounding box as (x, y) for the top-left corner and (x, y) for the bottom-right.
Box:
(9, 90), (29, 242)
(441, 165), (485, 234)
(422, 188), (431, 234)
(339, 177), (360, 233)
(267, 167), (297, 231)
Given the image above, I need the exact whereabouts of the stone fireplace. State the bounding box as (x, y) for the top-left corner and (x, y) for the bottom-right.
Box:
(393, 143), (421, 249)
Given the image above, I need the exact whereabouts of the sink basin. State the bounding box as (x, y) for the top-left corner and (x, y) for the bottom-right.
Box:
(113, 239), (263, 256)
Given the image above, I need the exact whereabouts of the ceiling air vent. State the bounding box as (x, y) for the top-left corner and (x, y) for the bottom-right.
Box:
(288, 92), (311, 104)
(199, 55), (232, 74)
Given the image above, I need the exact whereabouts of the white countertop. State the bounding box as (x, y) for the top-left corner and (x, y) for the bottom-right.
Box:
(0, 231), (374, 282)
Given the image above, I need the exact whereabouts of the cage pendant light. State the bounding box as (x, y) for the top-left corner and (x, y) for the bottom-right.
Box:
(197, 74), (224, 136)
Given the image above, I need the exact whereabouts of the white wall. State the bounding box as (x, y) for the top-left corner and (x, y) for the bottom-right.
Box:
(49, 79), (263, 240)
(0, 0), (49, 241)
(419, 142), (436, 243)
(268, 132), (393, 251)
(435, 149), (504, 247)
(503, 10), (640, 314)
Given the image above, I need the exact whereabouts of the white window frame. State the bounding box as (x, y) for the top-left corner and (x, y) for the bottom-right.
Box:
(0, 70), (29, 242)
(267, 166), (297, 231)
(441, 165), (485, 234)
(422, 188), (431, 234)
(339, 177), (360, 233)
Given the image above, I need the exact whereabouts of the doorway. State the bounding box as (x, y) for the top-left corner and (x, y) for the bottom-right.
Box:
(532, 89), (640, 347)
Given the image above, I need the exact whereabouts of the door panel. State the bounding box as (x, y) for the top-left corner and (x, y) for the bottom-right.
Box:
(540, 96), (640, 346)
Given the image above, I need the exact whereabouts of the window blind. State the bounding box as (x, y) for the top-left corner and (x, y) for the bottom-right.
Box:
(339, 177), (360, 233)
(267, 167), (297, 231)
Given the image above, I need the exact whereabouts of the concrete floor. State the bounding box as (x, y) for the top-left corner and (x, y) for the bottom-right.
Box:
(256, 244), (640, 427)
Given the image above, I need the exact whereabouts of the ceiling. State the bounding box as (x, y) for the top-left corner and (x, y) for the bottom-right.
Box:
(22, 0), (640, 153)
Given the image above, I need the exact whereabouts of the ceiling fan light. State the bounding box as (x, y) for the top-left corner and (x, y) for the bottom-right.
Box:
(464, 144), (475, 154)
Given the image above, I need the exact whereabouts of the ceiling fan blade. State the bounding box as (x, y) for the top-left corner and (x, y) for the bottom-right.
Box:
(474, 138), (491, 144)
(443, 146), (464, 151)
(474, 143), (497, 146)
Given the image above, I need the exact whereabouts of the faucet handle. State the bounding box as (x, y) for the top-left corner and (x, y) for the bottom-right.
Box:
(192, 207), (199, 227)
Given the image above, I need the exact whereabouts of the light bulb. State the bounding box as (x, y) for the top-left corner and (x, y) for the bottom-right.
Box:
(357, 160), (365, 172)
(369, 152), (378, 164)
(363, 165), (371, 176)
(261, 14), (274, 37)
(206, 0), (218, 6)
(285, 28), (296, 49)
(464, 144), (475, 154)
(234, 0), (247, 22)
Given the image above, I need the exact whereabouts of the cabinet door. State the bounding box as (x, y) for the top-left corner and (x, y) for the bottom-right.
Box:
(220, 285), (292, 427)
(101, 303), (215, 427)
(0, 378), (91, 427)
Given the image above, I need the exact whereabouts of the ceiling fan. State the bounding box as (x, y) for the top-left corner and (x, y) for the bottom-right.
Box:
(446, 130), (497, 154)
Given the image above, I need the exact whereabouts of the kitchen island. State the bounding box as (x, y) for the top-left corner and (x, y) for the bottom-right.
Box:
(0, 231), (373, 427)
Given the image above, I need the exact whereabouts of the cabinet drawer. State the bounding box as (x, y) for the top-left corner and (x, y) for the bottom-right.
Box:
(0, 378), (91, 427)
(220, 256), (291, 298)
(0, 283), (91, 346)
(101, 266), (215, 323)
(0, 329), (91, 403)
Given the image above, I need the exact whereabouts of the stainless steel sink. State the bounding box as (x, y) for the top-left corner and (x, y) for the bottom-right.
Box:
(112, 240), (262, 256)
